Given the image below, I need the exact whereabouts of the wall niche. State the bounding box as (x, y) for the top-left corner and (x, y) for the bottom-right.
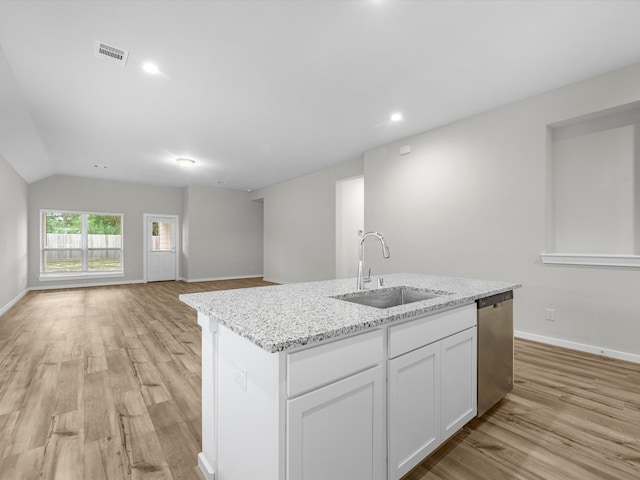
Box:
(544, 100), (640, 267)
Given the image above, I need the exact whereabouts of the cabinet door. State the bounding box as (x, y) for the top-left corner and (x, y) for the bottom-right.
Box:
(388, 342), (440, 480)
(440, 327), (477, 441)
(287, 365), (384, 480)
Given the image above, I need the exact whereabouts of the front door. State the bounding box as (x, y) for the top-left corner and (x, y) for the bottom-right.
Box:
(147, 215), (177, 282)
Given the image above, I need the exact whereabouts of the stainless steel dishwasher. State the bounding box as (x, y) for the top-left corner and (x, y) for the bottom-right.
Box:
(477, 290), (513, 417)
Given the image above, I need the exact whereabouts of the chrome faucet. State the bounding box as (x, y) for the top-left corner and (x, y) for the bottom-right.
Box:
(357, 232), (390, 290)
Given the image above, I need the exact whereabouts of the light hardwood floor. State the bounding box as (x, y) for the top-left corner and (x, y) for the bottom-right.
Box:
(1, 279), (639, 480)
(406, 338), (640, 480)
(0, 279), (273, 480)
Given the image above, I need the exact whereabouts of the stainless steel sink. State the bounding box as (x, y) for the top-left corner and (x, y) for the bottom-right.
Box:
(333, 286), (446, 309)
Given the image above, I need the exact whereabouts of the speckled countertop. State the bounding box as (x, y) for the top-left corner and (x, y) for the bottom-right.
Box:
(180, 273), (520, 353)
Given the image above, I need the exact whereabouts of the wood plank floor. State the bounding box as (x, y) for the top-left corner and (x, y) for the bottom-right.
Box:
(405, 339), (640, 480)
(0, 278), (274, 480)
(1, 279), (639, 479)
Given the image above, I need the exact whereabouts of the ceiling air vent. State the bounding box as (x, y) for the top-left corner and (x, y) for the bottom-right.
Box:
(94, 41), (129, 66)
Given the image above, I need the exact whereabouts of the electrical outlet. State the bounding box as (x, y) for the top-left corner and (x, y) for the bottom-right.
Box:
(545, 308), (556, 322)
(234, 367), (247, 391)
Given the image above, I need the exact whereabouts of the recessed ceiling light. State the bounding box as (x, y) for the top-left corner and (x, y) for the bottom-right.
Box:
(142, 62), (160, 74)
(176, 157), (195, 168)
(390, 112), (403, 122)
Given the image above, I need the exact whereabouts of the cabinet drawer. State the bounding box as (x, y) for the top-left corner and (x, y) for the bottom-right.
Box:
(388, 304), (476, 359)
(287, 329), (383, 397)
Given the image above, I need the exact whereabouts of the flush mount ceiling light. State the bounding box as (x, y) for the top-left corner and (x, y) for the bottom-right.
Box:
(390, 112), (403, 122)
(176, 157), (195, 169)
(142, 62), (160, 74)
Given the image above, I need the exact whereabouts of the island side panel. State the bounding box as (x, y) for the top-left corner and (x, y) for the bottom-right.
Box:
(217, 323), (285, 480)
(197, 312), (217, 480)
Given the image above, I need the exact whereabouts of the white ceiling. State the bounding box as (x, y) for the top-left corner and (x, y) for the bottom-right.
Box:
(2, 1), (640, 191)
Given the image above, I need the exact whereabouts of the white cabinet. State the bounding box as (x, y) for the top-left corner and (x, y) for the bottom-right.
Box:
(388, 342), (440, 480)
(286, 329), (384, 480)
(287, 365), (384, 480)
(387, 304), (477, 480)
(441, 327), (477, 441)
(286, 329), (383, 397)
(197, 303), (479, 480)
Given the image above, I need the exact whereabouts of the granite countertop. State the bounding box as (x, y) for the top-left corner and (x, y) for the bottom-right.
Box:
(180, 273), (520, 353)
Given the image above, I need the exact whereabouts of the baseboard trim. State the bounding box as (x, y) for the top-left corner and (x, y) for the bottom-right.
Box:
(515, 330), (640, 365)
(262, 277), (288, 285)
(184, 274), (265, 283)
(30, 279), (146, 291)
(197, 452), (215, 480)
(0, 288), (29, 317)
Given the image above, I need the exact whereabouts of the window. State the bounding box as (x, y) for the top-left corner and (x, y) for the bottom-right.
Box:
(151, 220), (173, 251)
(41, 210), (124, 278)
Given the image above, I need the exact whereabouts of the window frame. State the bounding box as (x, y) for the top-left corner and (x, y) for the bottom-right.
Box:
(39, 209), (125, 281)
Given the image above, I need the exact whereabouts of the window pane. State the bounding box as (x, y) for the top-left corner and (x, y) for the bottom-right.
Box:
(88, 250), (122, 271)
(88, 214), (121, 235)
(43, 250), (82, 272)
(44, 212), (82, 248)
(152, 221), (172, 251)
(88, 215), (122, 248)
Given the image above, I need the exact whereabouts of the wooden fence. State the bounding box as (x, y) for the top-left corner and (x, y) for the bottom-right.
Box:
(45, 234), (122, 248)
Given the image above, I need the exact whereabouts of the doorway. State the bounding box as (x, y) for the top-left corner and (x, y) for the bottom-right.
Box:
(144, 214), (179, 282)
(335, 176), (364, 279)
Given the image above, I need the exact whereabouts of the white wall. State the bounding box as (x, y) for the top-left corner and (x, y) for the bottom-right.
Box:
(28, 175), (183, 288)
(0, 46), (53, 183)
(28, 177), (264, 288)
(252, 159), (363, 284)
(0, 154), (28, 315)
(364, 61), (640, 359)
(182, 185), (263, 281)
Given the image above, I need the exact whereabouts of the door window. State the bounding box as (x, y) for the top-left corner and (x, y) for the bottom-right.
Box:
(151, 221), (173, 251)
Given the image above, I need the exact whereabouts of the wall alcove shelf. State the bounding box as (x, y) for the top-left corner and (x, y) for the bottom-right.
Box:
(545, 100), (640, 267)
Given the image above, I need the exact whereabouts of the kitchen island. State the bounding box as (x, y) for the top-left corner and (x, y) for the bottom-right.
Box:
(180, 273), (519, 480)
